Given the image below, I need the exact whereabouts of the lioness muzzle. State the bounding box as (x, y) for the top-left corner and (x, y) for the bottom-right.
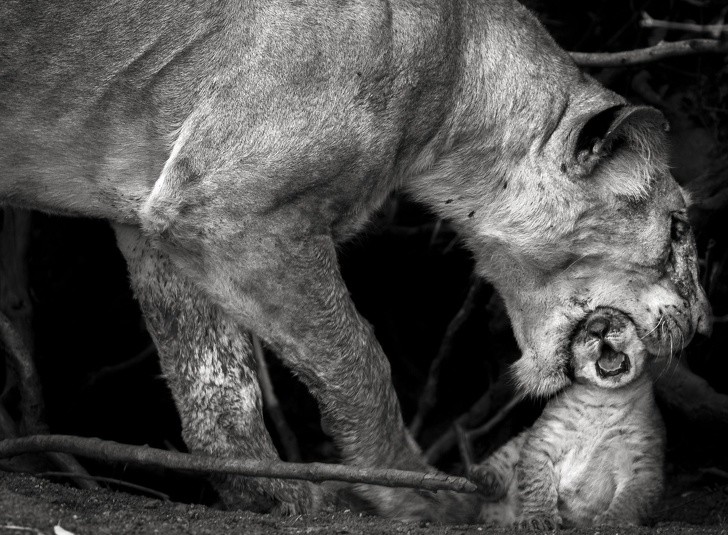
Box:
(0, 0), (711, 521)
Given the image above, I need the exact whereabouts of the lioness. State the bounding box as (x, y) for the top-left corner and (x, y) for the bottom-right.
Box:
(0, 0), (711, 521)
(474, 308), (664, 529)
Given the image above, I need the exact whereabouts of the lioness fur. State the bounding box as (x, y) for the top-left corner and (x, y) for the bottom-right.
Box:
(0, 0), (710, 520)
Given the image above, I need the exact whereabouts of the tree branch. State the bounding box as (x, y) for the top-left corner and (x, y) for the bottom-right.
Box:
(570, 39), (728, 67)
(84, 344), (156, 388)
(0, 435), (477, 493)
(641, 12), (728, 37)
(0, 209), (98, 491)
(252, 334), (301, 462)
(468, 396), (523, 440)
(409, 278), (484, 438)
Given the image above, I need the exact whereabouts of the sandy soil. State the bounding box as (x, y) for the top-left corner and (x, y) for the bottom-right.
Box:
(1, 471), (727, 535)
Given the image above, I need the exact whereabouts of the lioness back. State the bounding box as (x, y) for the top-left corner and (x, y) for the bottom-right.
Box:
(0, 0), (465, 233)
(476, 312), (665, 528)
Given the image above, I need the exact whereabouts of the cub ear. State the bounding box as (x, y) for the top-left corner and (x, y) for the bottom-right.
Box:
(567, 105), (669, 177)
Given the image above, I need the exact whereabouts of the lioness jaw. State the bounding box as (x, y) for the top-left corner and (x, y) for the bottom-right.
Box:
(0, 0), (712, 518)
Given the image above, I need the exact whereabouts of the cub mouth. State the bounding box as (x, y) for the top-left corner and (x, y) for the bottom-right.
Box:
(595, 347), (631, 378)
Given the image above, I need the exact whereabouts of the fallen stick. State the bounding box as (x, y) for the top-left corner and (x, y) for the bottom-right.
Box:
(570, 39), (728, 67)
(0, 435), (477, 493)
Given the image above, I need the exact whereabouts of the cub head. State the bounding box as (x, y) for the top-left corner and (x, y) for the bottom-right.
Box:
(570, 308), (649, 389)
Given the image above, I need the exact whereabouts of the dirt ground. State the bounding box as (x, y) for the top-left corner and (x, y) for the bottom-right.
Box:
(1, 471), (727, 535)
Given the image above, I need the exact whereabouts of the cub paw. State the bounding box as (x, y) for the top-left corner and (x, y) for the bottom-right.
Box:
(593, 511), (636, 527)
(514, 513), (562, 531)
(467, 465), (507, 500)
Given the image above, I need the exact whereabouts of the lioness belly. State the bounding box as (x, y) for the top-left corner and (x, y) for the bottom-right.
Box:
(0, 115), (164, 222)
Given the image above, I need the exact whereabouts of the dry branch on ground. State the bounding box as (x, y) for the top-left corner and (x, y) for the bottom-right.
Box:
(0, 434), (478, 493)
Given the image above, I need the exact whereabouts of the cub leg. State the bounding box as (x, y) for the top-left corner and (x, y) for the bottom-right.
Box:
(515, 434), (561, 530)
(472, 433), (525, 527)
(469, 432), (525, 500)
(113, 224), (323, 514)
(594, 458), (664, 526)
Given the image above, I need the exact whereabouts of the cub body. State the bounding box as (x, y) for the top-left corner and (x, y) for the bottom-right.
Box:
(475, 310), (664, 528)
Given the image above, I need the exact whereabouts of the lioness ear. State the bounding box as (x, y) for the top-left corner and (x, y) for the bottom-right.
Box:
(567, 105), (669, 177)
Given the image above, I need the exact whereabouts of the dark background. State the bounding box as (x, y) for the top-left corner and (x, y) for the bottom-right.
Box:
(3, 0), (728, 513)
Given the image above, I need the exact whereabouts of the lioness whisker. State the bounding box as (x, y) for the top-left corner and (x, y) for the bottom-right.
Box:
(559, 253), (590, 276)
(640, 316), (665, 341)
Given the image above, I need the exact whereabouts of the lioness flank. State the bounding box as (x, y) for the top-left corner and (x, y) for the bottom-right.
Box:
(0, 0), (711, 521)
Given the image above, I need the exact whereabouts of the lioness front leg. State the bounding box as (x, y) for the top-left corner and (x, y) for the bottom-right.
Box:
(114, 225), (324, 514)
(144, 219), (476, 521)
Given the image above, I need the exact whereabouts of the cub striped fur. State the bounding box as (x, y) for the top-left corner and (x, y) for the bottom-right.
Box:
(473, 309), (665, 529)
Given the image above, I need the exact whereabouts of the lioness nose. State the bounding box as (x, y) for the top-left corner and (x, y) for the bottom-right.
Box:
(586, 315), (610, 339)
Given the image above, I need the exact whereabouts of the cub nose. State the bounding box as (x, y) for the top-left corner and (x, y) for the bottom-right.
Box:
(586, 314), (610, 339)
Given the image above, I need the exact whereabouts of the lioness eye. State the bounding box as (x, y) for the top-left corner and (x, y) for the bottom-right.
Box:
(671, 212), (690, 242)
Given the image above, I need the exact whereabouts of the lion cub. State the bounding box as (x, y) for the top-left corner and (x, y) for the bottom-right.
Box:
(473, 309), (664, 529)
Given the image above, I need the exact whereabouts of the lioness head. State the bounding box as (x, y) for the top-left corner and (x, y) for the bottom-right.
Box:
(476, 100), (711, 397)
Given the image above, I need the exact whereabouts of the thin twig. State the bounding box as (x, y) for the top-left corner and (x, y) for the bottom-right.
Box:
(409, 278), (483, 438)
(699, 467), (728, 480)
(570, 39), (728, 67)
(424, 391), (492, 464)
(252, 334), (301, 462)
(0, 209), (98, 491)
(0, 312), (44, 436)
(0, 435), (477, 493)
(0, 525), (46, 535)
(84, 344), (156, 388)
(0, 314), (98, 491)
(0, 402), (18, 438)
(641, 12), (728, 37)
(469, 396), (523, 440)
(454, 423), (473, 470)
(37, 471), (170, 501)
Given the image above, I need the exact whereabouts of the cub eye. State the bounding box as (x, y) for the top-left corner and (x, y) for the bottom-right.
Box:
(671, 212), (690, 242)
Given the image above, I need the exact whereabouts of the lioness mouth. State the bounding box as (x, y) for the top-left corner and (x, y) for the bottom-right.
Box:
(595, 347), (631, 378)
